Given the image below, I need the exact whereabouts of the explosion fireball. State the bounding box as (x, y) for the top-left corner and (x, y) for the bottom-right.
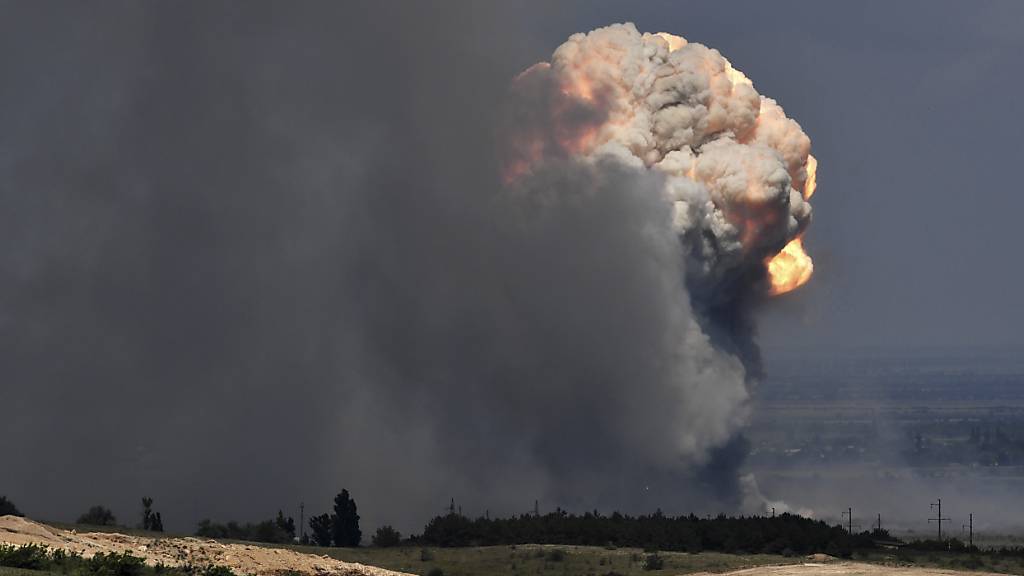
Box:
(506, 25), (817, 297)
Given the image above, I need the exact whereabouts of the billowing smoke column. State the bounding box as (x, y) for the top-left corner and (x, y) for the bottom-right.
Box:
(323, 24), (819, 521)
(480, 22), (819, 511)
(505, 23), (817, 299)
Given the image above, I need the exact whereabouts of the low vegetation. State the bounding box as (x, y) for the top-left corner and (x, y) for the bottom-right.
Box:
(854, 542), (1024, 575)
(195, 511), (295, 544)
(0, 545), (236, 576)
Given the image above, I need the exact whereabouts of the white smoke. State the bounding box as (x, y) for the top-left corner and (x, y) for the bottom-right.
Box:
(506, 23), (814, 293)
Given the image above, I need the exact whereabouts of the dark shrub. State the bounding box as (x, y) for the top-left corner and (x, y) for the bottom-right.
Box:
(78, 505), (117, 526)
(0, 544), (49, 570)
(200, 565), (236, 576)
(372, 525), (402, 547)
(51, 548), (84, 573)
(86, 551), (145, 576)
(275, 511), (295, 540)
(546, 549), (565, 562)
(0, 496), (22, 517)
(309, 514), (333, 547)
(425, 568), (443, 576)
(419, 548), (434, 561)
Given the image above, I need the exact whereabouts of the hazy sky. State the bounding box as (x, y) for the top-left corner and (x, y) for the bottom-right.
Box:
(2, 1), (1023, 533)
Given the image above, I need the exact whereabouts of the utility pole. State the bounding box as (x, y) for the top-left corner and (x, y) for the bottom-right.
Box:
(534, 499), (539, 517)
(448, 498), (456, 515)
(771, 507), (775, 519)
(929, 498), (950, 540)
(962, 513), (973, 549)
(842, 507), (853, 534)
(299, 502), (305, 543)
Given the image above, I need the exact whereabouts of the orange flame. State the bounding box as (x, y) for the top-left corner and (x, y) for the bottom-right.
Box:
(766, 154), (817, 295)
(803, 154), (817, 200)
(766, 237), (813, 295)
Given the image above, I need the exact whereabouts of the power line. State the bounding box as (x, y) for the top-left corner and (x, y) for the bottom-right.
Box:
(962, 513), (973, 549)
(928, 498), (950, 541)
(841, 507), (859, 534)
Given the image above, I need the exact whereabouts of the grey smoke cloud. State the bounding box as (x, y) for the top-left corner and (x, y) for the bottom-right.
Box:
(0, 3), (820, 535)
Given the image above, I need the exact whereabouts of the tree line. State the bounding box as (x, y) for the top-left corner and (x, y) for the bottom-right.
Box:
(12, 490), (1024, 559)
(1, 494), (163, 533)
(414, 508), (877, 557)
(197, 489), (368, 547)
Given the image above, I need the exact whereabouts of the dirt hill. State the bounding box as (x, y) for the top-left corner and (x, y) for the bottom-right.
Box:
(0, 515), (411, 576)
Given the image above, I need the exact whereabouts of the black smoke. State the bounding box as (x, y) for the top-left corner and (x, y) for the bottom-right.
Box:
(0, 2), (765, 534)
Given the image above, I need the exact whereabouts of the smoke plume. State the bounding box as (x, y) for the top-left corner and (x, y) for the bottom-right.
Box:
(335, 23), (818, 520)
(0, 9), (815, 533)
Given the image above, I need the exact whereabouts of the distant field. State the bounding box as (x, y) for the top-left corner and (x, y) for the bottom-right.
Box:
(284, 544), (789, 576)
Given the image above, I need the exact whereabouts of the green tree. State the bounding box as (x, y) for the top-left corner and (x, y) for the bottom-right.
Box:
(309, 514), (333, 547)
(151, 512), (163, 532)
(275, 510), (296, 540)
(77, 505), (117, 526)
(140, 497), (163, 532)
(331, 490), (361, 547)
(0, 496), (22, 517)
(372, 525), (401, 547)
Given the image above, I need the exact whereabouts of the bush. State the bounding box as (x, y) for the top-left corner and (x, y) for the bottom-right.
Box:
(0, 496), (22, 517)
(419, 548), (434, 562)
(0, 545), (158, 576)
(199, 565), (236, 576)
(309, 513), (333, 547)
(51, 548), (85, 573)
(86, 551), (145, 576)
(425, 569), (443, 576)
(196, 518), (293, 544)
(78, 505), (117, 526)
(372, 525), (402, 547)
(642, 553), (664, 571)
(0, 544), (49, 570)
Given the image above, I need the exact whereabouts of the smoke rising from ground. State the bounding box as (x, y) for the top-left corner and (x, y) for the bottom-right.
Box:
(0, 5), (817, 533)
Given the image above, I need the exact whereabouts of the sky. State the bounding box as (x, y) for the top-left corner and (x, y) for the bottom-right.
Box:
(2, 1), (1024, 535)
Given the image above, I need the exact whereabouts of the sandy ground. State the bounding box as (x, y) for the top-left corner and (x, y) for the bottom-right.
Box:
(0, 516), (411, 576)
(693, 560), (1007, 576)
